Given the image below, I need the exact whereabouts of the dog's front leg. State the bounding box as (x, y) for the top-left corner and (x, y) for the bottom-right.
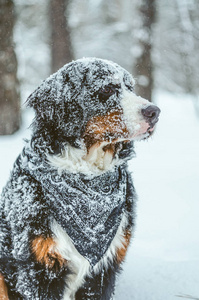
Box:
(31, 235), (67, 272)
(0, 273), (9, 300)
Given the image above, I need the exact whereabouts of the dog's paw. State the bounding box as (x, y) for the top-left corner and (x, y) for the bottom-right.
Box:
(31, 236), (67, 273)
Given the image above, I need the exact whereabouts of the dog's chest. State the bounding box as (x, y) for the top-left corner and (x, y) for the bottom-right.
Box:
(51, 212), (128, 300)
(46, 170), (126, 265)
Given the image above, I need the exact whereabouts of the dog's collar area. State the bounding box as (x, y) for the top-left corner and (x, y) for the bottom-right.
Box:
(47, 142), (121, 175)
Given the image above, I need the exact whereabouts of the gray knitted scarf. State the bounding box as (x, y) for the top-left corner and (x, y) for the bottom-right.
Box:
(20, 146), (128, 266)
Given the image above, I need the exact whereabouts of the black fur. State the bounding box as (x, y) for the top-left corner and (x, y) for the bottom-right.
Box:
(0, 58), (140, 299)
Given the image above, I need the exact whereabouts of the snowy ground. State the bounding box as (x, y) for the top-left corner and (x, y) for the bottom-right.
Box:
(0, 91), (199, 299)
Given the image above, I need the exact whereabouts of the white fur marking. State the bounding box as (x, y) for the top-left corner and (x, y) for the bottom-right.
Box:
(121, 89), (150, 138)
(51, 220), (90, 300)
(47, 143), (119, 175)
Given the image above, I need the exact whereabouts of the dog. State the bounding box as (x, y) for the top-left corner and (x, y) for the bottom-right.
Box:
(0, 58), (160, 300)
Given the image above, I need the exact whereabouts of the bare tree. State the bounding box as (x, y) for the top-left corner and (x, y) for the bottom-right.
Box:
(50, 0), (74, 73)
(0, 0), (20, 135)
(133, 0), (156, 102)
(175, 0), (199, 114)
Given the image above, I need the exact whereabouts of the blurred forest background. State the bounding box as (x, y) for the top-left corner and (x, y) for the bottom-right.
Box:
(0, 0), (199, 135)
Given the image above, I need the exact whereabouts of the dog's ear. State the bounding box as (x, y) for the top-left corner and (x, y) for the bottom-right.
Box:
(26, 66), (85, 148)
(26, 84), (48, 111)
(26, 76), (58, 118)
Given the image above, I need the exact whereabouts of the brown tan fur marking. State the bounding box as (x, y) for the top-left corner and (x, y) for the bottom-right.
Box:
(31, 236), (67, 272)
(0, 273), (9, 300)
(83, 110), (129, 151)
(116, 230), (131, 264)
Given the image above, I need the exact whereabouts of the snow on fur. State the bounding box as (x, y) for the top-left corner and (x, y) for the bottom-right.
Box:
(0, 58), (137, 299)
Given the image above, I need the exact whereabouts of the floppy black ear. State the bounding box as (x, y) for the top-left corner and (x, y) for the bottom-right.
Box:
(26, 85), (46, 110)
(26, 76), (57, 117)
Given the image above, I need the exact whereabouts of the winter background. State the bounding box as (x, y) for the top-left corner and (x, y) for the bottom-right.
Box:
(1, 0), (199, 299)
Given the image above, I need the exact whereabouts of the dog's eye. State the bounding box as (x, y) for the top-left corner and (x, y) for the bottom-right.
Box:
(96, 84), (120, 102)
(98, 85), (119, 102)
(101, 86), (114, 94)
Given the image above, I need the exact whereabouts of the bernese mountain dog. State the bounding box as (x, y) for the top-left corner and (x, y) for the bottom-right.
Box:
(0, 58), (160, 300)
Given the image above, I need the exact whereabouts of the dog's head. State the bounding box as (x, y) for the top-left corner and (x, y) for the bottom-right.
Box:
(28, 58), (160, 173)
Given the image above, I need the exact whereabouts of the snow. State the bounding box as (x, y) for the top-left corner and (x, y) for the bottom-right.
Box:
(0, 91), (199, 299)
(115, 91), (199, 299)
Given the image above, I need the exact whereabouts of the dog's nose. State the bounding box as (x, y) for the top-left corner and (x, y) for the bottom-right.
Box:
(141, 105), (161, 126)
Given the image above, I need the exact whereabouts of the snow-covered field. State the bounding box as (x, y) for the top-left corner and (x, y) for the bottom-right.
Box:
(0, 91), (199, 299)
(115, 92), (199, 300)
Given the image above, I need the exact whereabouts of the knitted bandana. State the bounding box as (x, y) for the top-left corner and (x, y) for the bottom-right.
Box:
(20, 146), (128, 266)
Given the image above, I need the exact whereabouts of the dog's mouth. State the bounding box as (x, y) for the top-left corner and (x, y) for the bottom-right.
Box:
(128, 122), (156, 141)
(83, 110), (156, 147)
(83, 105), (160, 170)
(140, 124), (156, 140)
(83, 123), (156, 170)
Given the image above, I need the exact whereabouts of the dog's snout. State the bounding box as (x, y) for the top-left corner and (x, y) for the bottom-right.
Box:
(141, 105), (161, 126)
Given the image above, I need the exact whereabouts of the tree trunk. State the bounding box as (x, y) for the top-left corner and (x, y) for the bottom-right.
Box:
(0, 0), (20, 135)
(133, 0), (156, 102)
(50, 0), (74, 73)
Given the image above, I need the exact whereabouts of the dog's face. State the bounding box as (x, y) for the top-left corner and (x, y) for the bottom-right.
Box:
(28, 58), (160, 173)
